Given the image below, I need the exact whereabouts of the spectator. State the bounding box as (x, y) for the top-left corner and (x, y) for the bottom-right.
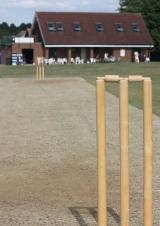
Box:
(71, 58), (74, 64)
(75, 56), (80, 64)
(145, 56), (150, 63)
(104, 52), (109, 62)
(134, 51), (139, 63)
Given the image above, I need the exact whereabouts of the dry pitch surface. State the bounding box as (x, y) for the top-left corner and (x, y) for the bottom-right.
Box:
(0, 77), (159, 226)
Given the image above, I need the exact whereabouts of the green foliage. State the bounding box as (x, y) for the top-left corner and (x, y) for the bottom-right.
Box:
(120, 0), (144, 13)
(119, 0), (160, 49)
(1, 36), (13, 46)
(9, 24), (16, 34)
(0, 22), (31, 44)
(142, 0), (160, 49)
(17, 23), (31, 33)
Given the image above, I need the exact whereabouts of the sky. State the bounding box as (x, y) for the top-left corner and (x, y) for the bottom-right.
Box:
(0, 0), (119, 25)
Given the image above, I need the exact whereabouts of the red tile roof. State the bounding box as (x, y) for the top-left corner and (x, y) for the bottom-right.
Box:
(34, 12), (153, 46)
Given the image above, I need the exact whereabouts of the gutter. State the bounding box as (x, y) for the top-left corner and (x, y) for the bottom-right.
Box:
(45, 44), (154, 48)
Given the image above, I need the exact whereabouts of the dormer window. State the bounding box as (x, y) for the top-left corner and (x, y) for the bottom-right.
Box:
(96, 23), (104, 32)
(115, 23), (124, 32)
(132, 23), (140, 32)
(73, 22), (81, 32)
(48, 23), (56, 32)
(56, 22), (64, 31)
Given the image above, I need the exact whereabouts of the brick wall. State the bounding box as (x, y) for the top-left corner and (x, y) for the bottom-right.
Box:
(1, 46), (12, 64)
(113, 48), (132, 62)
(3, 43), (151, 64)
(12, 43), (44, 64)
(33, 43), (44, 64)
(44, 48), (49, 59)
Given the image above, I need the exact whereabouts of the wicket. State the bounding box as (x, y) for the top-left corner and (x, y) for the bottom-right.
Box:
(36, 63), (45, 81)
(96, 75), (152, 226)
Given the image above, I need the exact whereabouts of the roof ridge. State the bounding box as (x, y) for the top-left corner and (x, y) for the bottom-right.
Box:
(36, 11), (142, 15)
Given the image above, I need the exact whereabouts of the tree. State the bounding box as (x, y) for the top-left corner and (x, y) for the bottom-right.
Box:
(0, 22), (31, 39)
(142, 0), (160, 49)
(1, 22), (9, 30)
(15, 22), (31, 33)
(0, 22), (32, 49)
(0, 22), (10, 39)
(10, 23), (16, 35)
(120, 0), (144, 13)
(119, 0), (160, 49)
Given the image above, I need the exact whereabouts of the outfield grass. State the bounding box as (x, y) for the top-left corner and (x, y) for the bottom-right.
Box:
(0, 62), (160, 116)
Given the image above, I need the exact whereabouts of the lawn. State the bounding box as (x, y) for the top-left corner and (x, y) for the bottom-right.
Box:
(0, 62), (160, 116)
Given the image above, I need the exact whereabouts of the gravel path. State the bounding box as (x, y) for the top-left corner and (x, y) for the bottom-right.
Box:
(0, 77), (159, 226)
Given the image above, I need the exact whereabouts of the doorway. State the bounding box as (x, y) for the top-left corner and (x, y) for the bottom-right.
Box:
(22, 49), (33, 64)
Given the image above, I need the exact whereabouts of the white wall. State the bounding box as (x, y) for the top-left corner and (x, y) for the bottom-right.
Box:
(14, 37), (34, 44)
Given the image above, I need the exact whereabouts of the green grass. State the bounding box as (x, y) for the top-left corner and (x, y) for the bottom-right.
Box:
(0, 63), (160, 116)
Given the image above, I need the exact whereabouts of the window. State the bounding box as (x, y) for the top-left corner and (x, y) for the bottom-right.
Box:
(48, 23), (56, 32)
(96, 23), (104, 32)
(48, 22), (64, 32)
(56, 22), (64, 31)
(73, 22), (81, 32)
(115, 23), (124, 32)
(132, 23), (140, 32)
